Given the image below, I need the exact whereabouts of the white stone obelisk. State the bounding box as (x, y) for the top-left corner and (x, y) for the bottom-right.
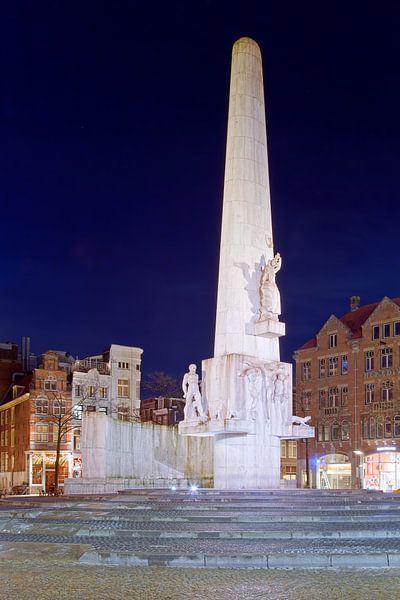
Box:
(214, 37), (281, 361)
(179, 37), (314, 489)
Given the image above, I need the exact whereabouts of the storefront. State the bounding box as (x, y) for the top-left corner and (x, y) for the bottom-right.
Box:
(317, 453), (352, 489)
(27, 451), (73, 493)
(363, 450), (400, 492)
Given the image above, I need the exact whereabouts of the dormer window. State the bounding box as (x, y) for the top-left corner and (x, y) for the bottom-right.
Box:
(328, 333), (337, 348)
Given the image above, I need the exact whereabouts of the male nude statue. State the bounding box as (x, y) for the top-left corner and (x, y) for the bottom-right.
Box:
(182, 364), (206, 421)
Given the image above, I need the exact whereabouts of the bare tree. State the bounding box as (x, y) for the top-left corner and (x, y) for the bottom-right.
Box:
(142, 371), (182, 399)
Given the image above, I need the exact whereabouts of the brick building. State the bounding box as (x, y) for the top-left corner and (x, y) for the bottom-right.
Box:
(0, 351), (74, 493)
(294, 296), (400, 491)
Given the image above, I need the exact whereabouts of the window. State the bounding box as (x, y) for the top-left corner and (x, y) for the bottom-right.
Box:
(394, 416), (400, 438)
(301, 390), (311, 410)
(100, 387), (108, 399)
(36, 397), (49, 414)
(0, 412), (3, 426)
(74, 385), (82, 398)
(372, 325), (380, 340)
(341, 421), (350, 441)
(118, 361), (129, 369)
(88, 386), (96, 398)
(280, 440), (286, 458)
(328, 387), (339, 408)
(98, 407), (108, 414)
(328, 356), (338, 377)
(341, 386), (348, 406)
(362, 417), (369, 439)
(10, 428), (15, 447)
(381, 347), (393, 368)
(329, 333), (337, 348)
(331, 422), (339, 440)
(381, 380), (394, 402)
(73, 405), (83, 420)
(35, 424), (49, 442)
(319, 358), (326, 378)
(341, 355), (348, 374)
(53, 399), (66, 416)
(369, 417), (376, 439)
(117, 379), (129, 398)
(376, 416), (384, 439)
(394, 321), (400, 336)
(385, 416), (392, 438)
(317, 424), (323, 441)
(365, 350), (374, 372)
(53, 424), (66, 442)
(365, 383), (374, 405)
(44, 378), (57, 391)
(117, 405), (129, 421)
(4, 411), (8, 425)
(0, 431), (4, 446)
(319, 389), (326, 409)
(73, 428), (81, 451)
(136, 364), (140, 371)
(288, 440), (297, 458)
(323, 424), (330, 441)
(383, 323), (391, 338)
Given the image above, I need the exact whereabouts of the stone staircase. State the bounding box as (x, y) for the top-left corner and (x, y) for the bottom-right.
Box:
(1, 489), (400, 568)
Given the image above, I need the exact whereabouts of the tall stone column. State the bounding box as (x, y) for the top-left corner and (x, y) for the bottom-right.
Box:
(214, 37), (279, 361)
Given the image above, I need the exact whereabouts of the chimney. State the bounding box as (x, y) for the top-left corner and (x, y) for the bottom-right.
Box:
(350, 296), (361, 312)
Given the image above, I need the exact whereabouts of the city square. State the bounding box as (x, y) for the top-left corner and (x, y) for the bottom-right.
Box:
(1, 1), (400, 598)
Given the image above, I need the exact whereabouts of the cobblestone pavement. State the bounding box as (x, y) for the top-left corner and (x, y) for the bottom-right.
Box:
(1, 557), (400, 600)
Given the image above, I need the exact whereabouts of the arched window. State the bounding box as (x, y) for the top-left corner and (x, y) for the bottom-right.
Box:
(385, 416), (392, 438)
(53, 398), (66, 416)
(394, 415), (400, 438)
(36, 397), (48, 414)
(376, 416), (384, 439)
(341, 421), (350, 441)
(369, 417), (376, 439)
(331, 422), (339, 440)
(362, 417), (369, 439)
(382, 380), (394, 402)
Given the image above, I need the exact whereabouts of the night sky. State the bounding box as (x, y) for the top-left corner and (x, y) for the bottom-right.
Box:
(1, 1), (400, 380)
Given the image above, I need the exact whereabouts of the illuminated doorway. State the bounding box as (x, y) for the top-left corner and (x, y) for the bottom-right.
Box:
(317, 453), (351, 489)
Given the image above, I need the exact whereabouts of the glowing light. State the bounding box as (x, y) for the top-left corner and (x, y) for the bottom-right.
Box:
(190, 485), (198, 493)
(171, 486), (176, 491)
(377, 446), (396, 452)
(353, 450), (363, 455)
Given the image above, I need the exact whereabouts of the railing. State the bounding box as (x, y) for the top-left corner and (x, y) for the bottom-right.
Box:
(323, 407), (338, 416)
(73, 360), (110, 375)
(372, 401), (394, 412)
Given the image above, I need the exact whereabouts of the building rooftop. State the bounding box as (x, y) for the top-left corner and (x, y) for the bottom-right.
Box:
(299, 297), (400, 350)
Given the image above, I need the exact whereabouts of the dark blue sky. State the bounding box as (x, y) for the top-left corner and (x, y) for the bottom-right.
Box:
(1, 1), (400, 378)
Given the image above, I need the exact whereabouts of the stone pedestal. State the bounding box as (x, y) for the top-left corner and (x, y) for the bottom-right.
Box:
(254, 319), (285, 338)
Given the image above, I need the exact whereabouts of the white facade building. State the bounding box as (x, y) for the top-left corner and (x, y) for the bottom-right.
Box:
(72, 344), (143, 419)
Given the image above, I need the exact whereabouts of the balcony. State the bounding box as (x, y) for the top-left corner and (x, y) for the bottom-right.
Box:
(323, 407), (338, 416)
(372, 401), (394, 412)
(73, 359), (110, 375)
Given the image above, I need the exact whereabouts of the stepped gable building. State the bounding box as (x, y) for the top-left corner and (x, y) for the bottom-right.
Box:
(0, 350), (74, 494)
(294, 295), (400, 491)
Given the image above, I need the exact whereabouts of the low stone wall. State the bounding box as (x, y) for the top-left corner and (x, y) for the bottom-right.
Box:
(65, 413), (214, 494)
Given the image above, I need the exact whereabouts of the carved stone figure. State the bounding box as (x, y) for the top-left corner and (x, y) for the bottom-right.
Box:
(182, 364), (207, 422)
(259, 252), (282, 321)
(292, 415), (312, 427)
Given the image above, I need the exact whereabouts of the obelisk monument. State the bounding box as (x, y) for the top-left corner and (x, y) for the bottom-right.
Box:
(179, 37), (313, 489)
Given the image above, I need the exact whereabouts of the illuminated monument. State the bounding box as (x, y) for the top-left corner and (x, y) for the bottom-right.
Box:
(179, 37), (314, 489)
